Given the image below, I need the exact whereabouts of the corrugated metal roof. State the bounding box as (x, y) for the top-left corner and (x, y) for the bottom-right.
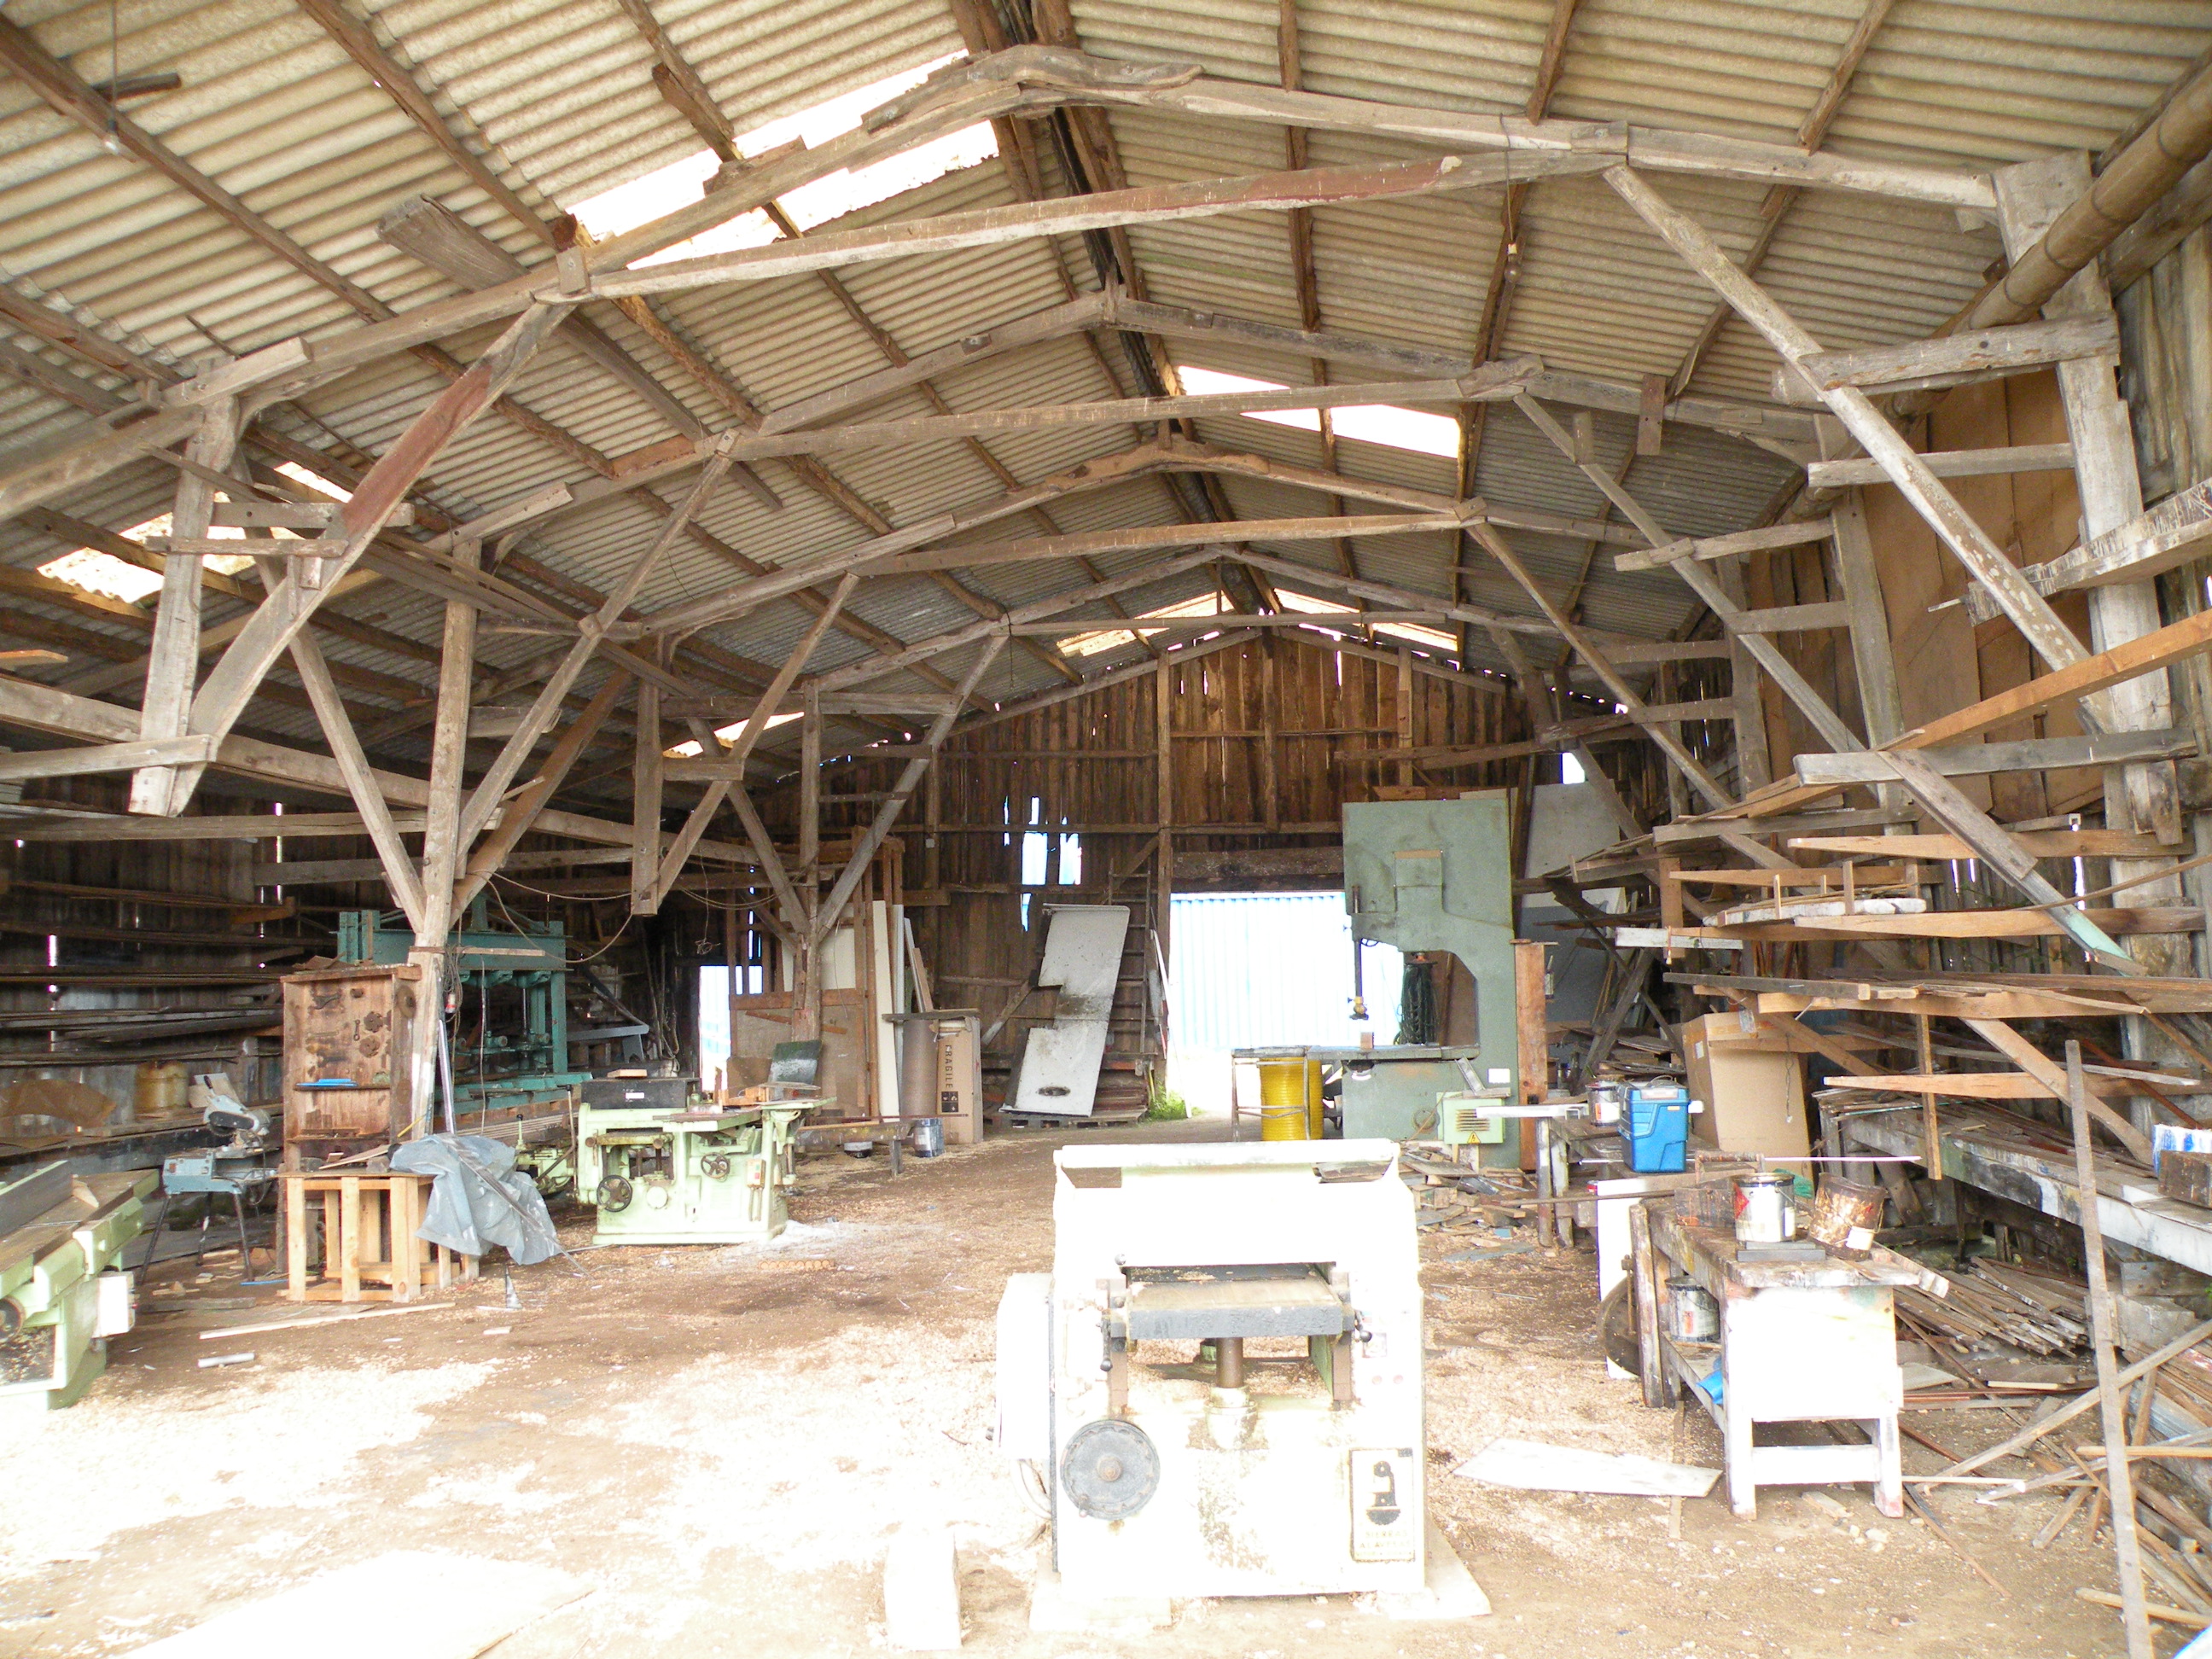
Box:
(0, 0), (2202, 790)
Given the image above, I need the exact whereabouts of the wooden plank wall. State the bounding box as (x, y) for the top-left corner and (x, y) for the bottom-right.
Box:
(0, 775), (288, 1118)
(1731, 363), (2202, 981)
(804, 633), (1530, 1099)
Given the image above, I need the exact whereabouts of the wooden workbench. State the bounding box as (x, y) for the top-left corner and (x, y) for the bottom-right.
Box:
(1642, 1206), (1936, 1520)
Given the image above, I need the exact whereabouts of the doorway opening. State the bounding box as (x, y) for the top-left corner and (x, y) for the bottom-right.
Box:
(1167, 892), (1402, 1118)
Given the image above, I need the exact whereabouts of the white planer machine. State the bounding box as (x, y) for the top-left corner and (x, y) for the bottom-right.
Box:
(997, 1139), (1468, 1607)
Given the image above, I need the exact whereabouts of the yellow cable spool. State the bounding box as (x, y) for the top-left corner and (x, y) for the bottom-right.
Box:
(1257, 1059), (1324, 1141)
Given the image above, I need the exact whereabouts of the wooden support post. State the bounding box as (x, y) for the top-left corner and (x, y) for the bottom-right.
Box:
(1998, 153), (2190, 1127)
(1831, 486), (1905, 808)
(1395, 646), (1415, 789)
(1716, 556), (1772, 792)
(1157, 655), (1176, 977)
(2069, 1039), (2155, 1659)
(1260, 635), (1281, 830)
(1996, 154), (2180, 845)
(1627, 1199), (1676, 1408)
(631, 667), (664, 914)
(404, 539), (480, 1141)
(417, 541), (480, 950)
(792, 686), (824, 1041)
(923, 760), (942, 892)
(131, 397), (241, 816)
(1917, 1014), (1941, 1175)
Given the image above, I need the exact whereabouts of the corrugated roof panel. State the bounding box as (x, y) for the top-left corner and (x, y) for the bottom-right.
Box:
(0, 0), (2200, 808)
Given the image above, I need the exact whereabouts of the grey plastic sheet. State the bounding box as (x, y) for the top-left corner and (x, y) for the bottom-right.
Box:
(391, 1133), (561, 1266)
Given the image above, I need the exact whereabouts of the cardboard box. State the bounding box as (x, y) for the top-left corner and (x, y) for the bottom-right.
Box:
(1679, 1013), (1810, 1161)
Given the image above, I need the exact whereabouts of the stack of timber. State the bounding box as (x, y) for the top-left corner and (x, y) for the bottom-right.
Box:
(1896, 1258), (2092, 1359)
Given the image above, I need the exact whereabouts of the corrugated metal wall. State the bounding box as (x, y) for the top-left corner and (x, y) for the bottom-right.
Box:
(1168, 890), (1399, 1050)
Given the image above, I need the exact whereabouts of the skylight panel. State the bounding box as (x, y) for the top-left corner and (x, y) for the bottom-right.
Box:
(1058, 591), (1228, 657)
(571, 54), (998, 270)
(1175, 366), (1460, 459)
(667, 710), (802, 758)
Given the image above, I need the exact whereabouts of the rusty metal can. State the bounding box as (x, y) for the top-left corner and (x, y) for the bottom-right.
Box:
(1805, 1175), (1885, 1260)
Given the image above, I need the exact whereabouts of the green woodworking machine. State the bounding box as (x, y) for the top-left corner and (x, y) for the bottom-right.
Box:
(0, 1162), (154, 1417)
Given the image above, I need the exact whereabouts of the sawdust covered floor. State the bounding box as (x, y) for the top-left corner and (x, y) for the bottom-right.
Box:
(0, 1118), (2144, 1657)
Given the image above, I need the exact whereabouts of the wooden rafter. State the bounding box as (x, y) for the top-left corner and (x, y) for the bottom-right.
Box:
(1666, 0), (1898, 396)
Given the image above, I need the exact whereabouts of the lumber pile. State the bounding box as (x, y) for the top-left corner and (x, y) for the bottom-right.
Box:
(1896, 1257), (2090, 1359)
(1402, 1154), (1540, 1233)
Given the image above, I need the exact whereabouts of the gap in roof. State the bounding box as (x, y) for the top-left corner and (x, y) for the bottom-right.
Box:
(667, 710), (803, 758)
(1058, 585), (1457, 660)
(1176, 366), (1460, 459)
(1059, 591), (1227, 657)
(572, 54), (998, 268)
(1276, 585), (1455, 653)
(41, 512), (277, 605)
(41, 461), (347, 605)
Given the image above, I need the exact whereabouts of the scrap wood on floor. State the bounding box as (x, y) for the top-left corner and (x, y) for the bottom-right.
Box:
(1454, 1437), (1720, 1499)
(125, 1552), (588, 1658)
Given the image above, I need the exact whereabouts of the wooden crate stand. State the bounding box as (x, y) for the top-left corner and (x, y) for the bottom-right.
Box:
(281, 1172), (477, 1303)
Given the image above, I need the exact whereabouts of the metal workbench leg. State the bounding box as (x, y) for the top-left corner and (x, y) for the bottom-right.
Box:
(140, 1189), (173, 1272)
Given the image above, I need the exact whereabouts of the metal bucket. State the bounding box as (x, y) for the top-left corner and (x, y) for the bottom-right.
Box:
(1805, 1175), (1884, 1259)
(1663, 1274), (1720, 1342)
(910, 1117), (945, 1158)
(1733, 1172), (1797, 1244)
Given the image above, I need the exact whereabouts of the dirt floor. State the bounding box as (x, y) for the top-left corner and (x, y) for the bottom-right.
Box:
(0, 1116), (2164, 1656)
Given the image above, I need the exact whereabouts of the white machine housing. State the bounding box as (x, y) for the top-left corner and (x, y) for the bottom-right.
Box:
(996, 1139), (1424, 1600)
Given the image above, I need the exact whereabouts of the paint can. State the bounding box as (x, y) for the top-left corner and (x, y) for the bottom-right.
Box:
(910, 1117), (945, 1159)
(1805, 1175), (1884, 1259)
(1663, 1274), (1719, 1342)
(1588, 1080), (1625, 1126)
(1732, 1171), (1797, 1244)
